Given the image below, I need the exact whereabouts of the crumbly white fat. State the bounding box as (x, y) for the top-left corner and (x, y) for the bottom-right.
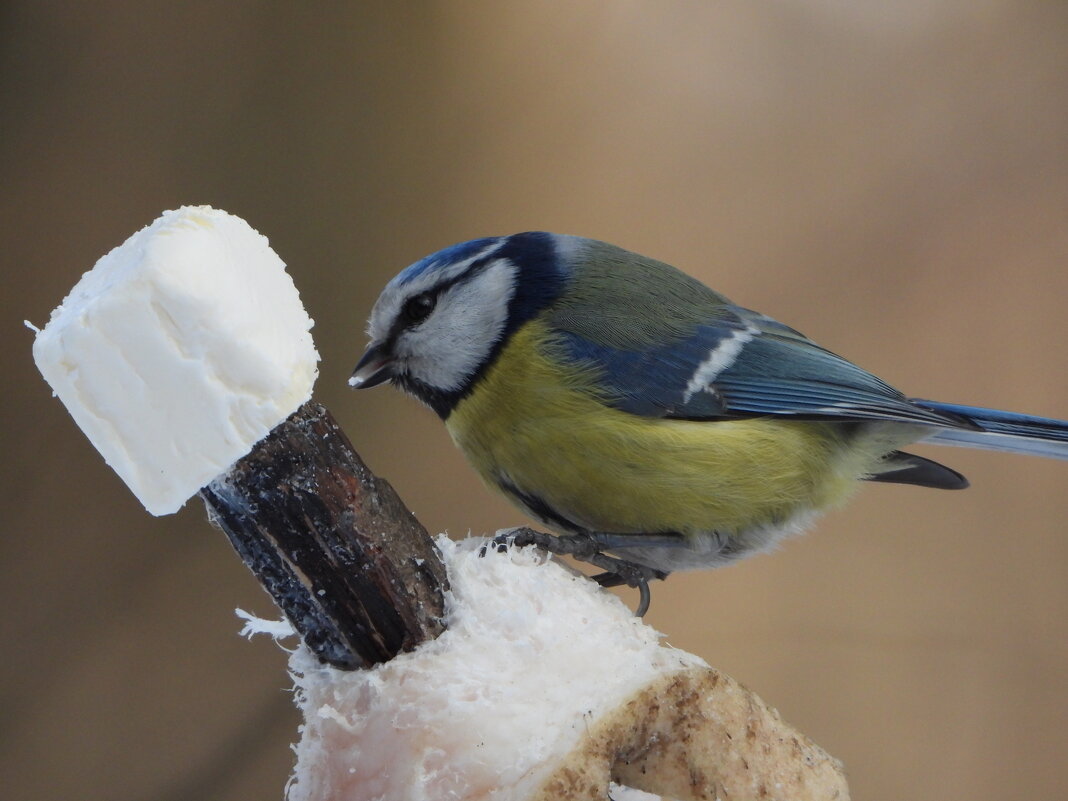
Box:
(286, 536), (706, 801)
(32, 206), (319, 515)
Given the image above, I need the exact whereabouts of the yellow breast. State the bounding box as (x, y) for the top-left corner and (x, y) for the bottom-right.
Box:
(446, 320), (878, 538)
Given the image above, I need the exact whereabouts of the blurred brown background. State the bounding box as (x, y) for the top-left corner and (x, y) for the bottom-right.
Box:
(3, 2), (1067, 799)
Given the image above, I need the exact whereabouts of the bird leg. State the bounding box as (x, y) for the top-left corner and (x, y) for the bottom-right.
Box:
(484, 527), (668, 616)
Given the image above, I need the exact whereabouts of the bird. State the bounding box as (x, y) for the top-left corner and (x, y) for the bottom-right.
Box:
(349, 232), (1068, 608)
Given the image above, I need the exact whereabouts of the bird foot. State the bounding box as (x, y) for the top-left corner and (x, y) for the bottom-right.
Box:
(483, 527), (667, 616)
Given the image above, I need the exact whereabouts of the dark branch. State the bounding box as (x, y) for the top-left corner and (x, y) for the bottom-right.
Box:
(200, 401), (448, 670)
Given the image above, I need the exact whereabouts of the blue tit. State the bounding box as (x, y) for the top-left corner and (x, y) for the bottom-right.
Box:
(349, 232), (1068, 578)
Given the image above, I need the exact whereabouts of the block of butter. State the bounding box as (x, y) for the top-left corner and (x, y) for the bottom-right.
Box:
(32, 206), (319, 515)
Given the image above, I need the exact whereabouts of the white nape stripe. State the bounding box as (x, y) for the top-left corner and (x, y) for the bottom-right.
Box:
(549, 233), (587, 263)
(682, 329), (754, 403)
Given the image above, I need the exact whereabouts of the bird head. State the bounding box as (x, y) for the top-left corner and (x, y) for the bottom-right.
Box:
(350, 232), (571, 417)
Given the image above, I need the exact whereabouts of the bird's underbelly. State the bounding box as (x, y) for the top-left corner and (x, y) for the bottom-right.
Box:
(455, 410), (848, 532)
(445, 357), (878, 568)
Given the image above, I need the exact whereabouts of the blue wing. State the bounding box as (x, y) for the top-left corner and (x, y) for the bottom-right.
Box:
(553, 305), (965, 428)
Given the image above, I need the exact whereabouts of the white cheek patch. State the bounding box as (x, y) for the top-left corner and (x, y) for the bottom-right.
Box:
(367, 240), (506, 341)
(398, 260), (516, 391)
(682, 327), (756, 404)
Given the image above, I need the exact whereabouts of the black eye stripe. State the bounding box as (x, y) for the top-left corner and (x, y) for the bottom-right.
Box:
(389, 253), (503, 339)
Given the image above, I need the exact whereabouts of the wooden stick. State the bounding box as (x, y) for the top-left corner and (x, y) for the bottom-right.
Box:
(200, 401), (448, 669)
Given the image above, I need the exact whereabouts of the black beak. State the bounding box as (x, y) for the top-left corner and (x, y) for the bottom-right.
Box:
(348, 341), (395, 389)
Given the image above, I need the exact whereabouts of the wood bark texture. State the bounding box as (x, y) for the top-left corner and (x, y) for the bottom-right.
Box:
(200, 401), (448, 669)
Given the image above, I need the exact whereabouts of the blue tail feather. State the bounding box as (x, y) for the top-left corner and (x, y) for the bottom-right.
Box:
(911, 399), (1068, 461)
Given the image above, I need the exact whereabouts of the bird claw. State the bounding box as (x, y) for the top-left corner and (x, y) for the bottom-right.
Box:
(481, 527), (667, 616)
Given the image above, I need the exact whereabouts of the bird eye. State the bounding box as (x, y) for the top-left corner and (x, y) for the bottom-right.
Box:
(402, 292), (437, 325)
